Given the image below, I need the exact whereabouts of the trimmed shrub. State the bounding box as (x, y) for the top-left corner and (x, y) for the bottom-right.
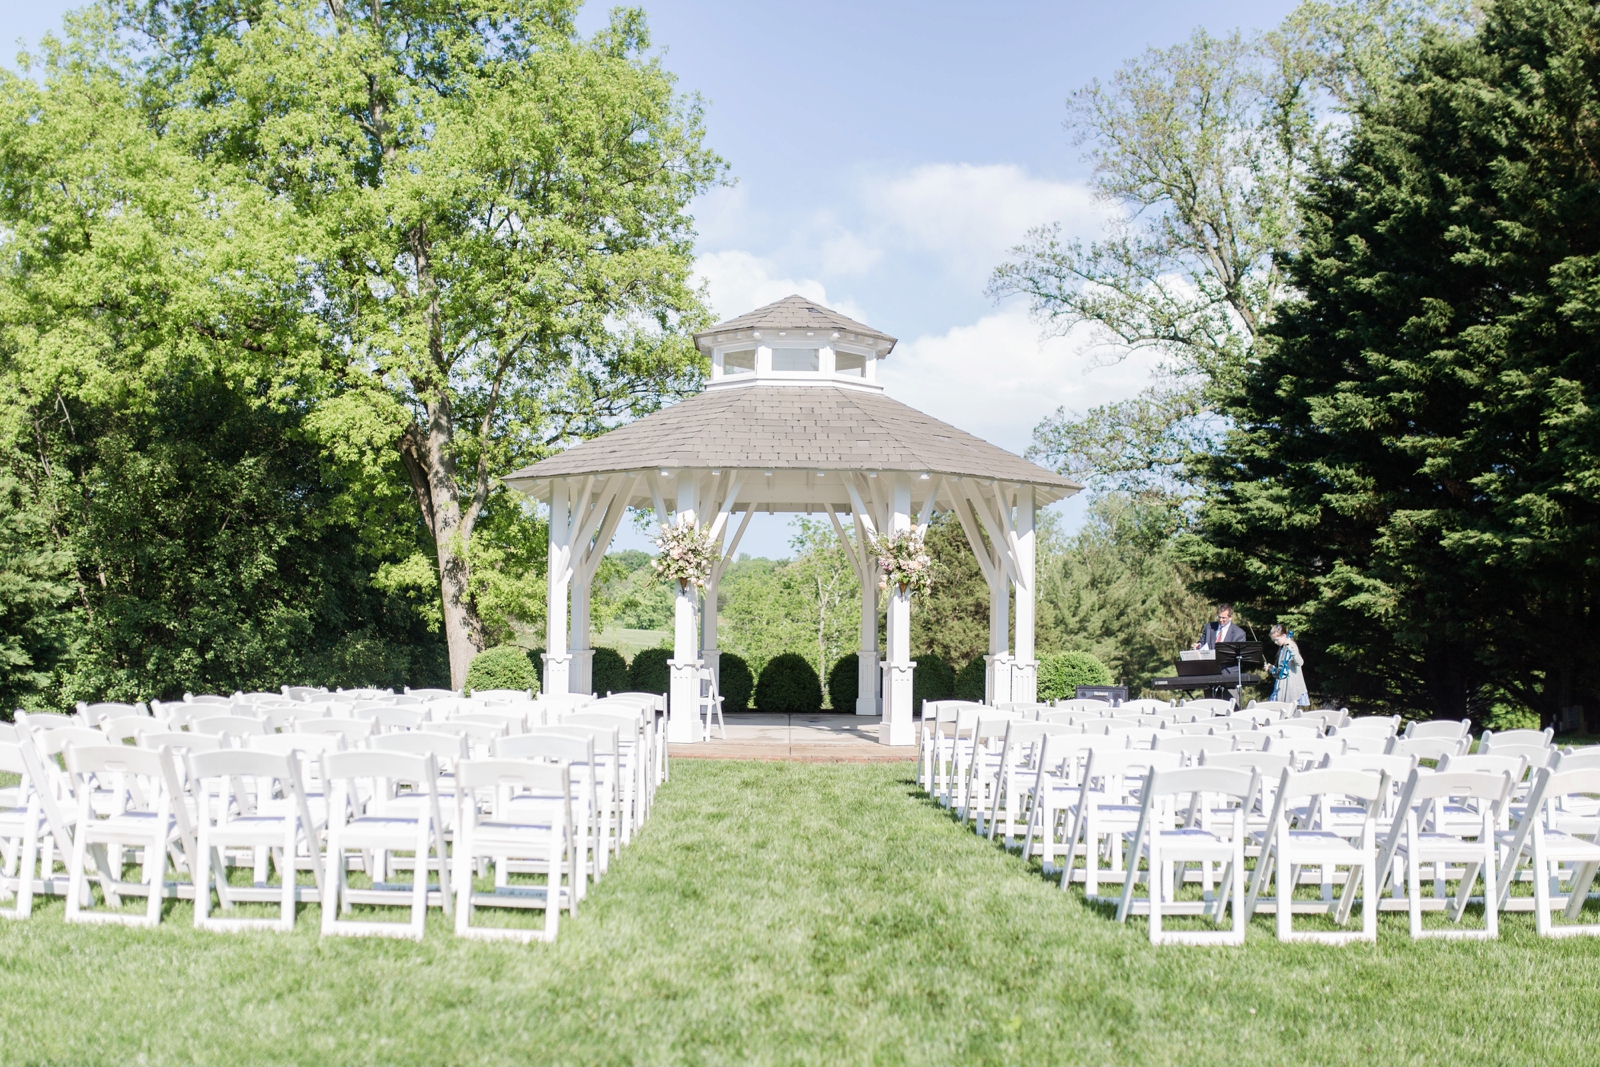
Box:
(1037, 650), (1113, 701)
(912, 653), (956, 714)
(530, 648), (545, 688)
(719, 652), (754, 712)
(591, 646), (629, 697)
(464, 645), (540, 696)
(827, 653), (859, 712)
(754, 652), (823, 714)
(955, 654), (987, 702)
(628, 646), (672, 696)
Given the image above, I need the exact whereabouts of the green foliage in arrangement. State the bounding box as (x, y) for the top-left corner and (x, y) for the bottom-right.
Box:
(754, 652), (823, 714)
(718, 653), (754, 712)
(591, 647), (629, 698)
(827, 653), (859, 712)
(628, 648), (672, 697)
(464, 646), (539, 696)
(912, 653), (956, 713)
(955, 655), (987, 703)
(1038, 651), (1114, 701)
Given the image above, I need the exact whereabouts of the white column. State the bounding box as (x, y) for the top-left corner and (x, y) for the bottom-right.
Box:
(1012, 487), (1037, 703)
(667, 475), (703, 743)
(569, 572), (594, 697)
(543, 479), (572, 696)
(699, 580), (720, 691)
(857, 572), (880, 716)
(984, 577), (1013, 706)
(880, 476), (915, 745)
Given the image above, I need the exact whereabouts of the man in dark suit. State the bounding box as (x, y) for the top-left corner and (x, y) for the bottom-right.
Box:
(1195, 604), (1245, 650)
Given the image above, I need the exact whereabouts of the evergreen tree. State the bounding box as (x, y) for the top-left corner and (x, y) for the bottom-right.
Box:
(1196, 0), (1600, 723)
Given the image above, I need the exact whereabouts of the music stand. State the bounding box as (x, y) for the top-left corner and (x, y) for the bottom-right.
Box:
(1214, 641), (1266, 702)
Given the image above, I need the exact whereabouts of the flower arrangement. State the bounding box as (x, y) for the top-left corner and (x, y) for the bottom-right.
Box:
(871, 528), (933, 597)
(652, 520), (719, 590)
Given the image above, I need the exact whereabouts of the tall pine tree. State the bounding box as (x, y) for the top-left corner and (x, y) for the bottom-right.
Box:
(1195, 0), (1600, 724)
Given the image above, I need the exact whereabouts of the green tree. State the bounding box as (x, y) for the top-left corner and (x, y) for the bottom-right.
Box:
(1040, 494), (1212, 694)
(120, 0), (723, 686)
(1194, 0), (1600, 723)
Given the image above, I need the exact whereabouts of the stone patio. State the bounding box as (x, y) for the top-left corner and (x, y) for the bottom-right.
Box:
(667, 713), (916, 762)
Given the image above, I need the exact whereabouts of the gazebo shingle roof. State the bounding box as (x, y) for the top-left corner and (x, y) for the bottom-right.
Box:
(692, 295), (897, 354)
(502, 384), (1080, 500)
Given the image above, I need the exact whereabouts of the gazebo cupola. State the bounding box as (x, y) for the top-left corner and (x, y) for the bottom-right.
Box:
(502, 296), (1081, 746)
(700, 295), (896, 390)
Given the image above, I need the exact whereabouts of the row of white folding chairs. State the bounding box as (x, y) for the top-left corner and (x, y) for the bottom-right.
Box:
(950, 718), (1600, 945)
(0, 704), (663, 940)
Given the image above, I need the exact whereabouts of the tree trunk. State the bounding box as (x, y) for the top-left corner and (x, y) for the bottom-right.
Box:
(397, 224), (485, 690)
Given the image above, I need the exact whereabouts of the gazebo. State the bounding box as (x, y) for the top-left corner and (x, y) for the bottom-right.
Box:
(502, 296), (1080, 745)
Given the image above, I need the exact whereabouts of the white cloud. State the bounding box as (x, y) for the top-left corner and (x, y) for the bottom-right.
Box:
(693, 249), (871, 324)
(861, 163), (1106, 284)
(878, 301), (1163, 457)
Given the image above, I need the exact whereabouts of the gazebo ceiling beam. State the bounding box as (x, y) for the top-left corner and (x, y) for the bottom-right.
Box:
(951, 493), (1001, 591)
(958, 478), (1020, 587)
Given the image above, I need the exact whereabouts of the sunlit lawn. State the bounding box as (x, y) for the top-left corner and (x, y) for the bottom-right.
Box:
(2, 759), (1599, 1065)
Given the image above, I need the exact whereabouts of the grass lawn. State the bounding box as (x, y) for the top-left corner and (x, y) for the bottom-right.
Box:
(3, 759), (1600, 1065)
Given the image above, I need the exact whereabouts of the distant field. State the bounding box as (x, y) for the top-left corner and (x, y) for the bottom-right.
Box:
(593, 627), (670, 661)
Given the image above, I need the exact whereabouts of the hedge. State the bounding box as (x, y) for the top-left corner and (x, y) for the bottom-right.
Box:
(464, 645), (540, 696)
(591, 646), (629, 697)
(913, 653), (956, 713)
(754, 652), (823, 714)
(955, 655), (986, 702)
(827, 653), (859, 711)
(719, 652), (754, 711)
(1037, 650), (1112, 701)
(628, 647), (672, 696)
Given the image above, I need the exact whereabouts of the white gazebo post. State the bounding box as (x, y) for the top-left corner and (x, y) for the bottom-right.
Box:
(880, 476), (915, 745)
(543, 478), (573, 695)
(828, 502), (882, 716)
(1012, 486), (1037, 703)
(857, 544), (881, 716)
(985, 578), (1014, 706)
(701, 480), (751, 692)
(666, 473), (703, 743)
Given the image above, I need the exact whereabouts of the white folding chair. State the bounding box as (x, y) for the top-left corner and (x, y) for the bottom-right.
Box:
(1403, 718), (1471, 742)
(1480, 727), (1553, 753)
(493, 733), (601, 896)
(188, 749), (323, 932)
(561, 711), (645, 843)
(1116, 766), (1257, 945)
(63, 745), (182, 928)
(1375, 767), (1510, 940)
(528, 725), (620, 867)
(453, 759), (576, 942)
(1063, 748), (1183, 897)
(0, 739), (46, 919)
(76, 702), (149, 728)
(1245, 767), (1389, 943)
(984, 722), (1076, 846)
(190, 715), (269, 742)
(320, 751), (452, 940)
(1494, 766), (1600, 937)
(1387, 735), (1470, 762)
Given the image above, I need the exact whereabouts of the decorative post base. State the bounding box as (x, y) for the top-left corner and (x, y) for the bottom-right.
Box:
(880, 660), (916, 746)
(569, 648), (594, 697)
(667, 657), (704, 743)
(542, 652), (573, 697)
(984, 653), (1015, 706)
(1010, 659), (1038, 705)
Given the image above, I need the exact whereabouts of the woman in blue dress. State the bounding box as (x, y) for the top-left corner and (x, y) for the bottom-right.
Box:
(1268, 624), (1309, 707)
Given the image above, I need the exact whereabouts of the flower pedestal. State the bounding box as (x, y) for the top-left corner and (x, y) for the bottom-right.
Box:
(880, 659), (916, 746)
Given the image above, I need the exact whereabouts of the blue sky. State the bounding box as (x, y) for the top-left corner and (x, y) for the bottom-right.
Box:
(6, 0), (1299, 557)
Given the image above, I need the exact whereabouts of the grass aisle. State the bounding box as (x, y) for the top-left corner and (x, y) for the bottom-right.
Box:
(3, 760), (1600, 1065)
